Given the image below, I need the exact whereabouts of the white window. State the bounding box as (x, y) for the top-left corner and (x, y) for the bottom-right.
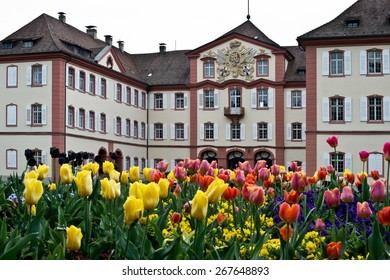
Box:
(67, 106), (74, 127)
(155, 123), (163, 139)
(368, 153), (384, 176)
(6, 149), (17, 169)
(88, 111), (95, 131)
(204, 60), (215, 78)
(175, 93), (184, 109)
(368, 50), (382, 75)
(115, 83), (122, 102)
(67, 67), (74, 88)
(115, 117), (122, 135)
(155, 93), (163, 109)
(257, 88), (268, 108)
(175, 123), (184, 140)
(6, 104), (17, 126)
(79, 71), (85, 91)
(7, 65), (17, 87)
(257, 59), (268, 76)
(205, 123), (214, 140)
(89, 74), (95, 94)
(26, 103), (46, 126)
(329, 51), (344, 75)
(231, 123), (241, 140)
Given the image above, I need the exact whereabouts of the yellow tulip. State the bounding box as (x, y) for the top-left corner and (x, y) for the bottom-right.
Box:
(140, 182), (160, 210)
(102, 161), (114, 175)
(191, 190), (208, 220)
(23, 178), (43, 205)
(120, 171), (129, 185)
(123, 196), (144, 225)
(167, 170), (176, 181)
(60, 164), (73, 184)
(82, 162), (99, 176)
(143, 167), (152, 182)
(205, 177), (228, 204)
(109, 169), (120, 182)
(36, 164), (49, 180)
(100, 178), (120, 200)
(23, 170), (39, 185)
(129, 166), (140, 183)
(129, 181), (143, 198)
(73, 170), (93, 197)
(48, 183), (56, 191)
(66, 225), (83, 251)
(158, 178), (170, 199)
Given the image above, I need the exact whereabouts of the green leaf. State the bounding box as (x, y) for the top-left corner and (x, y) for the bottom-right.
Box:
(0, 232), (39, 259)
(362, 177), (370, 202)
(0, 217), (7, 245)
(368, 219), (385, 260)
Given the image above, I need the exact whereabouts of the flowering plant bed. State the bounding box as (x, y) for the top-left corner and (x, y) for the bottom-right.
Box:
(0, 140), (389, 260)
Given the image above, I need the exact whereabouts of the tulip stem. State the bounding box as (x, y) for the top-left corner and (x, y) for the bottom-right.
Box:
(386, 162), (390, 207)
(140, 210), (149, 259)
(84, 198), (91, 257)
(123, 224), (131, 259)
(331, 209), (336, 241)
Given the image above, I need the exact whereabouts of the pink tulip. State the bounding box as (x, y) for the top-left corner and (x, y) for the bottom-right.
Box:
(249, 186), (265, 206)
(289, 161), (298, 172)
(340, 186), (354, 203)
(356, 201), (372, 219)
(290, 171), (307, 192)
(258, 167), (270, 182)
(370, 180), (386, 202)
(199, 159), (210, 175)
(173, 166), (187, 182)
(324, 188), (340, 208)
(327, 165), (335, 174)
(270, 164), (280, 176)
(384, 142), (390, 162)
(326, 136), (338, 148)
(233, 169), (245, 187)
(156, 161), (169, 172)
(359, 150), (370, 162)
(315, 218), (325, 231)
(253, 160), (267, 172)
(238, 161), (252, 175)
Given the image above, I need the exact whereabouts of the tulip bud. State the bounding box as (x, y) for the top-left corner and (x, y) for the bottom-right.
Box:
(66, 225), (83, 251)
(315, 218), (325, 231)
(74, 170), (93, 197)
(60, 164), (73, 184)
(171, 212), (181, 224)
(359, 150), (369, 162)
(340, 186), (354, 203)
(370, 180), (386, 202)
(326, 135), (338, 148)
(383, 142), (390, 162)
(191, 190), (208, 220)
(183, 201), (191, 214)
(356, 201), (372, 219)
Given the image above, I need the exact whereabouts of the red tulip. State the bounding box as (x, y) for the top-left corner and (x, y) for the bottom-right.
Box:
(171, 212), (181, 224)
(198, 174), (214, 190)
(249, 186), (265, 206)
(378, 206), (390, 226)
(222, 187), (240, 201)
(279, 202), (300, 223)
(326, 136), (338, 148)
(371, 170), (380, 180)
(383, 142), (390, 162)
(359, 150), (370, 162)
(326, 241), (341, 260)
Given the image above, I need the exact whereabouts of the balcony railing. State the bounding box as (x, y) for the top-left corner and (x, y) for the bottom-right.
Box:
(224, 107), (245, 119)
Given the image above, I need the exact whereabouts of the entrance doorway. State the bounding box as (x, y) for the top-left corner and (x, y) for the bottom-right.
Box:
(227, 151), (245, 170)
(255, 151), (273, 168)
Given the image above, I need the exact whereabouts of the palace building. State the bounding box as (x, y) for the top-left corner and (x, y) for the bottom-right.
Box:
(0, 0), (389, 177)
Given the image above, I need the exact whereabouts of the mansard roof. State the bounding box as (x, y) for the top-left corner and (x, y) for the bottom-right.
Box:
(298, 0), (390, 43)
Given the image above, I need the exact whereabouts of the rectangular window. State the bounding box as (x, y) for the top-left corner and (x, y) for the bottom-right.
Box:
(175, 93), (184, 109)
(141, 158), (145, 169)
(115, 83), (122, 102)
(291, 90), (302, 108)
(125, 87), (131, 104)
(368, 50), (382, 74)
(175, 123), (184, 140)
(125, 119), (130, 137)
(330, 97), (344, 121)
(32, 104), (42, 125)
(204, 90), (215, 109)
(125, 156), (131, 170)
(78, 109), (85, 129)
(368, 96), (382, 121)
(230, 89), (241, 108)
(155, 94), (163, 109)
(257, 88), (268, 108)
(6, 149), (17, 169)
(258, 123), (268, 140)
(67, 67), (74, 88)
(89, 74), (95, 94)
(133, 121), (138, 138)
(6, 104), (17, 126)
(100, 78), (107, 98)
(67, 106), (74, 127)
(155, 123), (163, 139)
(32, 65), (43, 85)
(141, 92), (146, 109)
(115, 117), (122, 135)
(292, 123), (302, 140)
(257, 59), (268, 76)
(204, 61), (215, 78)
(330, 52), (344, 75)
(33, 150), (43, 165)
(7, 65), (17, 87)
(331, 153), (345, 173)
(100, 113), (106, 132)
(205, 123), (214, 140)
(141, 122), (146, 139)
(134, 90), (139, 107)
(79, 71), (85, 91)
(88, 111), (95, 131)
(231, 123), (241, 140)
(134, 157), (139, 167)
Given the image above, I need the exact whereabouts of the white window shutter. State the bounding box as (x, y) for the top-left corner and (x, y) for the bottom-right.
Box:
(226, 124), (231, 140)
(122, 85), (126, 103)
(130, 120), (134, 137)
(170, 160), (175, 170)
(149, 94), (154, 109)
(286, 123), (292, 141)
(85, 111), (90, 129)
(214, 123), (219, 140)
(75, 70), (80, 90)
(376, 154), (383, 175)
(105, 114), (109, 133)
(163, 124), (167, 139)
(86, 74), (90, 93)
(105, 80), (109, 99)
(198, 90), (203, 109)
(214, 90), (219, 109)
(240, 124), (245, 140)
(41, 105), (47, 125)
(170, 124), (175, 139)
(268, 88), (274, 108)
(251, 89), (257, 108)
(42, 65), (47, 85)
(200, 124), (204, 140)
(360, 96), (367, 121)
(130, 158), (135, 168)
(163, 94), (167, 109)
(26, 66), (32, 85)
(302, 123), (306, 141)
(286, 91), (291, 108)
(268, 123), (273, 140)
(301, 161), (306, 173)
(252, 123), (257, 140)
(368, 153), (376, 172)
(184, 93), (189, 109)
(7, 150), (16, 168)
(75, 109), (80, 128)
(322, 98), (329, 122)
(302, 90), (306, 108)
(345, 97), (352, 122)
(360, 50), (367, 75)
(66, 67), (69, 87)
(384, 96), (390, 121)
(345, 153), (353, 171)
(121, 119), (126, 135)
(131, 89), (136, 105)
(26, 105), (31, 125)
(138, 122), (142, 137)
(323, 153), (330, 166)
(383, 49), (390, 74)
(322, 51), (329, 76)
(344, 51), (351, 76)
(97, 78), (101, 96)
(96, 114), (101, 132)
(184, 124), (188, 140)
(149, 124), (154, 139)
(171, 94), (175, 110)
(42, 150), (47, 165)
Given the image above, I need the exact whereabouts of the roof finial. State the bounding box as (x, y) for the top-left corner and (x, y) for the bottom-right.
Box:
(247, 0), (251, 20)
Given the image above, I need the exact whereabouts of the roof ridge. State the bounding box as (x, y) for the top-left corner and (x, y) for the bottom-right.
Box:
(41, 14), (62, 52)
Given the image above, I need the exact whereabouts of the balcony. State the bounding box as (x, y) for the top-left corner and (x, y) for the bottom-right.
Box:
(224, 107), (245, 121)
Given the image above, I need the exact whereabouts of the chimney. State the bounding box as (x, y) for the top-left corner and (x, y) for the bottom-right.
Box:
(159, 43), (166, 53)
(86, 25), (97, 39)
(58, 12), (66, 23)
(117, 40), (124, 52)
(104, 35), (113, 46)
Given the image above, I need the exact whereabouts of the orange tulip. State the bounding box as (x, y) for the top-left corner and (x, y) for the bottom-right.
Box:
(371, 170), (380, 180)
(326, 241), (342, 260)
(378, 206), (390, 226)
(222, 187), (240, 201)
(279, 223), (293, 241)
(283, 190), (303, 205)
(198, 174), (215, 190)
(279, 202), (300, 223)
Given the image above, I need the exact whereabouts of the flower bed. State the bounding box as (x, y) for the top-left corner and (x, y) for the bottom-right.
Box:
(0, 140), (389, 260)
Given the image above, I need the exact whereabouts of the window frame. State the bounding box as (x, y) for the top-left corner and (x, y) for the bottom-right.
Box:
(6, 104), (17, 127)
(204, 89), (215, 110)
(7, 65), (18, 88)
(367, 49), (382, 75)
(257, 88), (268, 109)
(67, 67), (75, 89)
(367, 95), (383, 122)
(31, 103), (43, 126)
(291, 90), (302, 109)
(204, 122), (214, 141)
(330, 152), (345, 173)
(329, 50), (344, 76)
(100, 78), (107, 98)
(330, 96), (345, 123)
(115, 83), (122, 102)
(175, 123), (185, 140)
(99, 113), (107, 133)
(175, 93), (185, 110)
(231, 123), (241, 141)
(155, 93), (163, 110)
(88, 110), (95, 131)
(257, 122), (268, 141)
(6, 149), (18, 169)
(79, 71), (86, 92)
(291, 122), (302, 141)
(133, 121), (139, 139)
(256, 55), (270, 77)
(78, 108), (85, 129)
(203, 59), (215, 78)
(32, 64), (43, 86)
(67, 106), (75, 127)
(89, 74), (95, 95)
(154, 123), (163, 140)
(115, 116), (122, 135)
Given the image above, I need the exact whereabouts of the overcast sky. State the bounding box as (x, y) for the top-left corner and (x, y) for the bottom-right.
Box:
(1, 0), (357, 54)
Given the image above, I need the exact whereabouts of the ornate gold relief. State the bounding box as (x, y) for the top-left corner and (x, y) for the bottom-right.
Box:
(205, 40), (262, 82)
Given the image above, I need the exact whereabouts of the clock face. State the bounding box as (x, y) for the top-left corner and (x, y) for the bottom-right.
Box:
(229, 52), (241, 66)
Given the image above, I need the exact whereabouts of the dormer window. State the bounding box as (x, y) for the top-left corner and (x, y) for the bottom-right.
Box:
(346, 19), (359, 28)
(23, 41), (34, 48)
(2, 42), (13, 49)
(297, 68), (306, 75)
